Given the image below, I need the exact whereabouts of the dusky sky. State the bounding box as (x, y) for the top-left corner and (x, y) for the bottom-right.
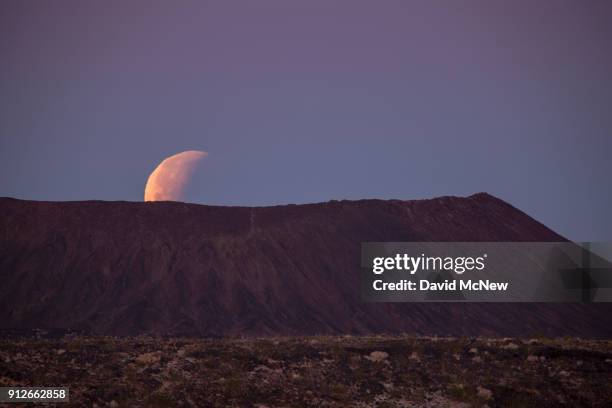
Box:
(1, 1), (611, 241)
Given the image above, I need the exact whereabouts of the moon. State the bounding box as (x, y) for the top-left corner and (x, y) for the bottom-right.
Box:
(144, 150), (208, 202)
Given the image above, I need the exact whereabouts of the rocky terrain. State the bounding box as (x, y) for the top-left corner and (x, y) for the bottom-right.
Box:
(0, 334), (611, 407)
(1, 193), (612, 337)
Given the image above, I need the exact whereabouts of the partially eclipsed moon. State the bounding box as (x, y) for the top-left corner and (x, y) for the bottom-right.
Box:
(144, 150), (208, 202)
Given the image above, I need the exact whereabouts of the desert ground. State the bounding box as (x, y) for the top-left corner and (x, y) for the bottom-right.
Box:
(1, 334), (611, 407)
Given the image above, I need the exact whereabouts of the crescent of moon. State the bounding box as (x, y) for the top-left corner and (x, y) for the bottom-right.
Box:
(144, 150), (208, 202)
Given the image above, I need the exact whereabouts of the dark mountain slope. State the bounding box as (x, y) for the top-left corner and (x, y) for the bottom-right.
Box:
(1, 193), (610, 337)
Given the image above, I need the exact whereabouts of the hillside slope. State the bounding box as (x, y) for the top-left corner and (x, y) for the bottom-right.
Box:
(1, 193), (610, 337)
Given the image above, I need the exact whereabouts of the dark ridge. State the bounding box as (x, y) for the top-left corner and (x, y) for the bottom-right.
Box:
(1, 194), (610, 338)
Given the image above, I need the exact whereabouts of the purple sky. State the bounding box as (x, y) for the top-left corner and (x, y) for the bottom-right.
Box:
(1, 1), (611, 241)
